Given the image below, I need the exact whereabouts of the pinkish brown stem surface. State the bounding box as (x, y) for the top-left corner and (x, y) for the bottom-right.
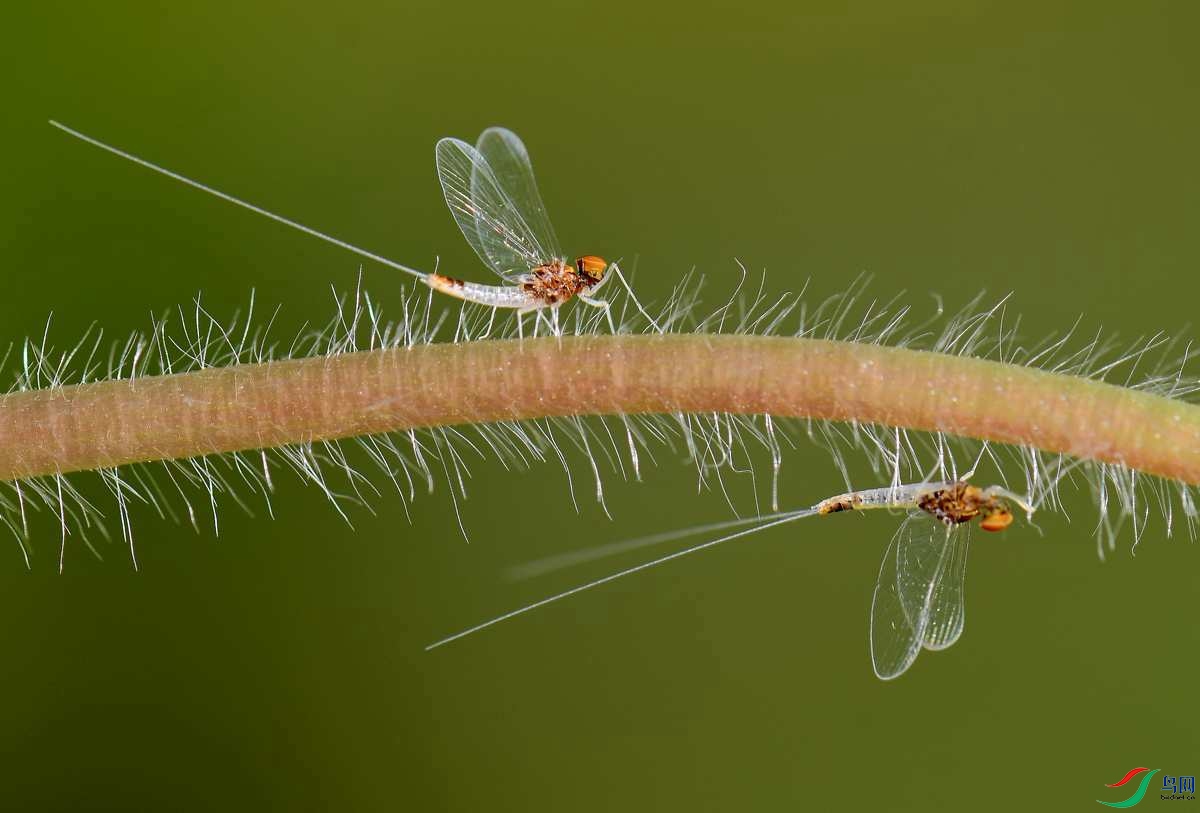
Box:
(0, 335), (1196, 484)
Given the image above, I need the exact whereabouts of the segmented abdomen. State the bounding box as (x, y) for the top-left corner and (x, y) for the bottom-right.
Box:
(425, 274), (540, 309)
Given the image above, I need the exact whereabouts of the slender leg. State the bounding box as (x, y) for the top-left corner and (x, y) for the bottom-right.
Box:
(580, 296), (617, 334)
(982, 485), (1036, 518)
(608, 263), (662, 333)
(533, 308), (549, 337)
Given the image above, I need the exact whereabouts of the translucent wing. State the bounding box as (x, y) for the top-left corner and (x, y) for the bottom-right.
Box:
(869, 516), (954, 680)
(921, 524), (970, 651)
(435, 135), (556, 282)
(473, 127), (561, 265)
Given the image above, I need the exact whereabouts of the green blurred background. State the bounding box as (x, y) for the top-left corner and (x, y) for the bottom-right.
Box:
(4, 2), (1199, 810)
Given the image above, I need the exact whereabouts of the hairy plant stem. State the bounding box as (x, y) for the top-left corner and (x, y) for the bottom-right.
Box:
(0, 334), (1196, 484)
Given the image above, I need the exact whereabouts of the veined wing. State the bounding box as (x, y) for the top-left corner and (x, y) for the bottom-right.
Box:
(473, 127), (561, 267)
(435, 136), (555, 282)
(921, 523), (969, 651)
(869, 516), (954, 680)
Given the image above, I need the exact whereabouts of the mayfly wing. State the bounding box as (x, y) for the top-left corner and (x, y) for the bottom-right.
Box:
(869, 515), (952, 680)
(921, 523), (970, 651)
(435, 136), (552, 282)
(473, 127), (562, 265)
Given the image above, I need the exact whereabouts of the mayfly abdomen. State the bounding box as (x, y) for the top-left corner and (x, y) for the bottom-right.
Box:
(815, 482), (944, 515)
(425, 274), (538, 309)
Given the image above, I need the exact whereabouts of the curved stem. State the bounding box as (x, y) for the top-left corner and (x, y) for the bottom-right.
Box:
(0, 334), (1196, 484)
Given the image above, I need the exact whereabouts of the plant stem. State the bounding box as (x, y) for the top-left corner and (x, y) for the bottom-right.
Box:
(1, 334), (1196, 484)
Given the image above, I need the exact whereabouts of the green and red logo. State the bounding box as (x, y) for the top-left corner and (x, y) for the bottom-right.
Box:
(1098, 767), (1196, 807)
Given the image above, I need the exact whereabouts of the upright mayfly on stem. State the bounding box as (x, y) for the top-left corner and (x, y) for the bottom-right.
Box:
(48, 121), (654, 334)
(430, 128), (616, 321)
(428, 477), (1034, 680)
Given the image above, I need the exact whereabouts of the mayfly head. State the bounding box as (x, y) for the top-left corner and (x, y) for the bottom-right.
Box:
(575, 255), (608, 285)
(978, 502), (1014, 532)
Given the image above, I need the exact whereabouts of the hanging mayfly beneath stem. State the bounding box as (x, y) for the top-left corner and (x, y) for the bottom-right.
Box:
(816, 480), (1030, 678)
(427, 478), (1034, 680)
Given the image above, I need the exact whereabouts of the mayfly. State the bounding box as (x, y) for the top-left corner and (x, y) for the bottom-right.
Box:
(48, 121), (623, 321)
(428, 128), (614, 314)
(427, 479), (1033, 680)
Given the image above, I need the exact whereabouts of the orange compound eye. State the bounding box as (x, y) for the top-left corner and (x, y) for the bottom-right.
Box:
(575, 255), (608, 282)
(979, 507), (1013, 532)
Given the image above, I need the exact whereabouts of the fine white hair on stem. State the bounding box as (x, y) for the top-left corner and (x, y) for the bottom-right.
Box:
(0, 266), (1196, 570)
